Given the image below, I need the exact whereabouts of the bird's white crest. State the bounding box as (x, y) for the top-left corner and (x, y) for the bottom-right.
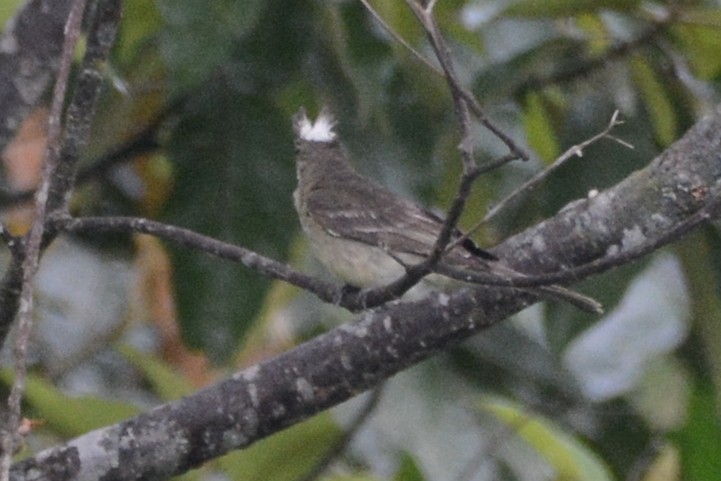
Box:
(297, 109), (336, 142)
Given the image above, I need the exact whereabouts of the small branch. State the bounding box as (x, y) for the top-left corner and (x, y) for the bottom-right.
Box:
(0, 0), (88, 477)
(357, 0), (442, 75)
(445, 195), (719, 289)
(56, 215), (588, 313)
(45, 0), (125, 215)
(58, 216), (439, 312)
(403, 1), (482, 269)
(8, 99), (721, 481)
(457, 111), (630, 245)
(0, 0), (124, 348)
(58, 215), (357, 306)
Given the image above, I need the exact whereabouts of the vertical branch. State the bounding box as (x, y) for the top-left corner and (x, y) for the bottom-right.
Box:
(404, 1), (481, 260)
(0, 0), (124, 477)
(0, 0), (124, 346)
(46, 0), (125, 215)
(0, 0), (89, 476)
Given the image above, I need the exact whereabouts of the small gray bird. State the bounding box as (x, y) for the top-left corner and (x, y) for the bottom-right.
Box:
(292, 108), (601, 313)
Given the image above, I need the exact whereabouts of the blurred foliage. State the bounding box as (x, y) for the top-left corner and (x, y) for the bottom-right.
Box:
(2, 0), (721, 480)
(218, 411), (342, 481)
(0, 369), (140, 438)
(478, 396), (613, 480)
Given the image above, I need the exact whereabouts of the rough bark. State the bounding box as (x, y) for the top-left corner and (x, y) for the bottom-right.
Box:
(8, 104), (721, 481)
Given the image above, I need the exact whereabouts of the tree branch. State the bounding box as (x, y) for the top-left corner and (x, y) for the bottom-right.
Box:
(0, 0), (89, 475)
(10, 100), (721, 481)
(0, 0), (123, 348)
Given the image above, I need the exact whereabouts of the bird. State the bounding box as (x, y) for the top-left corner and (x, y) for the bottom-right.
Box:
(292, 107), (602, 313)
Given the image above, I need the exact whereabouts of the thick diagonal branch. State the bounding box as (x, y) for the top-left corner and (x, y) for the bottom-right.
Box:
(9, 101), (721, 481)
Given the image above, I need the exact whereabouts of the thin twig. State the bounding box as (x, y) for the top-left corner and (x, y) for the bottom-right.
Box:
(58, 215), (344, 301)
(0, 0), (88, 477)
(45, 0), (125, 215)
(360, 0), (529, 161)
(403, 0), (481, 269)
(455, 110), (630, 247)
(57, 216), (426, 312)
(0, 0), (123, 349)
(58, 215), (429, 311)
(444, 195), (720, 288)
(54, 215), (556, 312)
(58, 187), (718, 318)
(357, 0), (442, 75)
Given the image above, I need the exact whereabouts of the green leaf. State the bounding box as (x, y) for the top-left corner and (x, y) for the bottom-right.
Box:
(504, 0), (641, 17)
(115, 0), (163, 65)
(522, 91), (560, 162)
(674, 386), (721, 481)
(478, 396), (614, 481)
(218, 412), (342, 481)
(672, 23), (721, 80)
(630, 56), (677, 147)
(156, 0), (265, 92)
(0, 0), (25, 26)
(0, 370), (140, 438)
(163, 94), (296, 361)
(117, 344), (194, 401)
(368, 1), (425, 48)
(394, 452), (426, 481)
(675, 230), (721, 410)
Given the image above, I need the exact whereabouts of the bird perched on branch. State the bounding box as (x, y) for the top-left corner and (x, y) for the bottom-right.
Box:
(292, 107), (602, 313)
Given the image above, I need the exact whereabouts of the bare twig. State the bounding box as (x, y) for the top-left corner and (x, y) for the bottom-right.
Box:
(0, 0), (123, 348)
(58, 215), (348, 302)
(57, 216), (438, 312)
(357, 0), (442, 75)
(45, 1), (125, 215)
(56, 215), (587, 312)
(372, 1), (577, 311)
(359, 0), (529, 161)
(444, 195), (720, 288)
(402, 0), (482, 269)
(63, 189), (720, 312)
(0, 0), (88, 477)
(456, 110), (630, 246)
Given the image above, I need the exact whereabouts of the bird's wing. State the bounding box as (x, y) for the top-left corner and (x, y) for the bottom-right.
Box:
(306, 175), (496, 263)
